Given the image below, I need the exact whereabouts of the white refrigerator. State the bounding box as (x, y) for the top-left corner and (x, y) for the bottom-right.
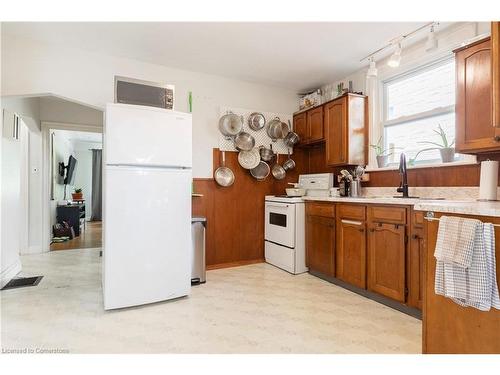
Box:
(103, 103), (192, 310)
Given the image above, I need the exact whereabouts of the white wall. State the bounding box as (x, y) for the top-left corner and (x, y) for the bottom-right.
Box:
(73, 140), (102, 220)
(1, 33), (298, 178)
(1, 97), (43, 257)
(39, 97), (103, 126)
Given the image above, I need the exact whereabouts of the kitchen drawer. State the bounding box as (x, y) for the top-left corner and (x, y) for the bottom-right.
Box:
(337, 204), (366, 221)
(412, 210), (425, 229)
(368, 206), (407, 225)
(306, 202), (335, 218)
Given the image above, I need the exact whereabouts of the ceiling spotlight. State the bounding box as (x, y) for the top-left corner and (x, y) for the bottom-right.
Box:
(425, 24), (438, 52)
(367, 57), (378, 77)
(387, 43), (402, 68)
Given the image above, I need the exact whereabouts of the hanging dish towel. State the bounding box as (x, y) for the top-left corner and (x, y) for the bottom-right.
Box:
(435, 216), (500, 311)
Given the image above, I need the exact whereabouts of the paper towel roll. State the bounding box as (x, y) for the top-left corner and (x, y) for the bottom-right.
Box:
(479, 160), (499, 200)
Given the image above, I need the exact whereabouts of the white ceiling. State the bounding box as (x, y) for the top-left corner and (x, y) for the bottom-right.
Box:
(3, 22), (438, 92)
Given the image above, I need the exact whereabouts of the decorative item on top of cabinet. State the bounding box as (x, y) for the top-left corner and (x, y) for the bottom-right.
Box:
(367, 206), (407, 302)
(305, 202), (335, 277)
(325, 93), (367, 166)
(493, 22), (500, 129)
(335, 204), (367, 289)
(455, 37), (500, 153)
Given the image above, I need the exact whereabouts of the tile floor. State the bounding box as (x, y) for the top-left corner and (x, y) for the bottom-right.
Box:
(1, 248), (421, 353)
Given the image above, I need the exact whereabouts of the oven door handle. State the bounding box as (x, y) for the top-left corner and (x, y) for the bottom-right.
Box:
(266, 204), (289, 209)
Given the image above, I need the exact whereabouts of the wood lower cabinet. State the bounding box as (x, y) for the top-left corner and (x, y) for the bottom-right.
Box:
(336, 206), (367, 289)
(424, 212), (500, 353)
(306, 214), (335, 276)
(493, 22), (500, 129)
(455, 37), (500, 153)
(367, 223), (406, 302)
(305, 202), (422, 311)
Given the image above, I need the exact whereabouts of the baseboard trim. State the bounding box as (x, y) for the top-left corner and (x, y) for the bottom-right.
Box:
(308, 269), (422, 320)
(207, 258), (265, 270)
(21, 245), (43, 255)
(0, 259), (22, 289)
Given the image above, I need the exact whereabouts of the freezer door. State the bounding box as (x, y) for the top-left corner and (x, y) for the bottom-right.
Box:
(103, 166), (191, 310)
(105, 103), (192, 168)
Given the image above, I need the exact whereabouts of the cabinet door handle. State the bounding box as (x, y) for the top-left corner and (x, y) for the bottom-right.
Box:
(358, 228), (365, 233)
(494, 136), (500, 142)
(341, 219), (363, 226)
(412, 234), (420, 240)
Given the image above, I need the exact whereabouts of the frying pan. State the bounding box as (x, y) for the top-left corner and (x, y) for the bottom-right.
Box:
(271, 154), (286, 180)
(214, 151), (235, 187)
(250, 161), (270, 181)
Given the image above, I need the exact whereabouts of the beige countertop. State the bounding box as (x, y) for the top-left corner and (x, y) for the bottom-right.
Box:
(301, 195), (500, 217)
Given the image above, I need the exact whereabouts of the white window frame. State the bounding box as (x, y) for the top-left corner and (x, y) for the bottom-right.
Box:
(374, 54), (477, 170)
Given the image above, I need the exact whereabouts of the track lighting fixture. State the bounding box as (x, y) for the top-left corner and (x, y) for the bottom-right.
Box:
(387, 43), (402, 68)
(367, 57), (378, 77)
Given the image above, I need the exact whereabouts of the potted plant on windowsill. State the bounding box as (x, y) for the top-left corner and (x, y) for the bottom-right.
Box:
(370, 137), (399, 168)
(418, 124), (455, 163)
(72, 188), (83, 201)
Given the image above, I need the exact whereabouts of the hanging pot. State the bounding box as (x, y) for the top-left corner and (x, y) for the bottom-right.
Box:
(247, 112), (266, 131)
(282, 148), (296, 171)
(234, 131), (255, 151)
(218, 111), (243, 139)
(259, 144), (274, 162)
(266, 117), (290, 141)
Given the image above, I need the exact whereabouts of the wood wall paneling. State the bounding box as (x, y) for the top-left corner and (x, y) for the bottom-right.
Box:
(192, 148), (308, 268)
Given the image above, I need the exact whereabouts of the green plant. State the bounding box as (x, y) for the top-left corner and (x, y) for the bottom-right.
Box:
(419, 124), (455, 149)
(74, 188), (82, 193)
(370, 136), (400, 156)
(408, 148), (438, 166)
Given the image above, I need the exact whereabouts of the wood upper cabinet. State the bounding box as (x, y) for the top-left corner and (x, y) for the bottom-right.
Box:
(455, 37), (500, 153)
(493, 22), (500, 129)
(367, 222), (406, 302)
(293, 106), (324, 145)
(325, 94), (367, 166)
(407, 210), (424, 310)
(307, 106), (324, 143)
(293, 112), (307, 144)
(306, 213), (335, 277)
(336, 204), (367, 289)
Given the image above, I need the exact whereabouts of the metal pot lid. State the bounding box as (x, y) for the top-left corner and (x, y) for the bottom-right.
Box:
(247, 112), (266, 131)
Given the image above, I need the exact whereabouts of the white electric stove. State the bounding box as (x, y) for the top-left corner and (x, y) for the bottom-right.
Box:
(264, 173), (334, 274)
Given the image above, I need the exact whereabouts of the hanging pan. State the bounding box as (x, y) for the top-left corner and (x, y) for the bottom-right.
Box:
(214, 151), (235, 187)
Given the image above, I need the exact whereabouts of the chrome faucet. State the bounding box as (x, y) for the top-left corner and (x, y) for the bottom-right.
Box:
(396, 153), (409, 198)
